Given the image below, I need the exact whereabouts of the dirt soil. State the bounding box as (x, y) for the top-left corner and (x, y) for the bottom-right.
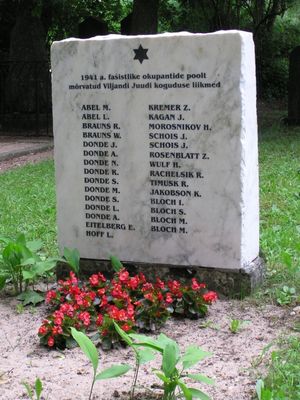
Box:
(0, 292), (296, 400)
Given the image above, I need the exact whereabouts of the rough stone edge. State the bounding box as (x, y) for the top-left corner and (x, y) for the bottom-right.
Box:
(56, 256), (265, 297)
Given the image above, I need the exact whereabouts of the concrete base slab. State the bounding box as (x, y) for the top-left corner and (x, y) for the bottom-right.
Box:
(57, 257), (265, 297)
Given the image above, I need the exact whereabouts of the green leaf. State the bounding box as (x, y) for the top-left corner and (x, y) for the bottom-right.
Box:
(20, 258), (36, 267)
(16, 233), (26, 245)
(95, 364), (131, 380)
(71, 328), (99, 375)
(154, 371), (169, 383)
(255, 379), (273, 400)
(156, 334), (180, 360)
(162, 342), (177, 377)
(22, 382), (33, 399)
(130, 333), (164, 353)
(3, 243), (23, 266)
(256, 379), (264, 400)
(187, 374), (214, 385)
(17, 290), (44, 306)
(35, 378), (43, 400)
(22, 269), (37, 280)
(63, 247), (80, 275)
(26, 240), (43, 252)
(0, 236), (12, 246)
(178, 380), (192, 400)
(182, 346), (211, 370)
(136, 348), (156, 364)
(187, 387), (211, 400)
(110, 255), (123, 272)
(113, 322), (133, 346)
(20, 245), (33, 261)
(34, 260), (57, 276)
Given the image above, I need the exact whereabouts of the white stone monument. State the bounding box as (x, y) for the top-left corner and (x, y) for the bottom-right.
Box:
(51, 31), (260, 284)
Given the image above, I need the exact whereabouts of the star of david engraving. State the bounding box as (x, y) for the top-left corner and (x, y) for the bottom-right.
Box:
(133, 44), (149, 64)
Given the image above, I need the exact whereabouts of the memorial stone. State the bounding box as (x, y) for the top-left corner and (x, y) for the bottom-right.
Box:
(51, 31), (261, 289)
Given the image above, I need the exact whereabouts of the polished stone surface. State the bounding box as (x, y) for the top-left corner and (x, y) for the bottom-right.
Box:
(51, 31), (259, 269)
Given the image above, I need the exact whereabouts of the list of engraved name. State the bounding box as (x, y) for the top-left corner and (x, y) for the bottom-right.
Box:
(68, 71), (218, 239)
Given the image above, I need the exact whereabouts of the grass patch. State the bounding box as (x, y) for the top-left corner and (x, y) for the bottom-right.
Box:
(0, 160), (58, 256)
(259, 122), (300, 297)
(256, 336), (300, 399)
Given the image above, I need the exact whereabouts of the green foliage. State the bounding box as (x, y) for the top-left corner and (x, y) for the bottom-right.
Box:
(45, 0), (132, 44)
(259, 129), (300, 298)
(110, 255), (123, 272)
(256, 379), (273, 400)
(229, 319), (249, 334)
(17, 290), (44, 306)
(260, 6), (300, 100)
(114, 322), (156, 399)
(115, 326), (213, 400)
(63, 247), (80, 276)
(256, 336), (300, 400)
(0, 233), (57, 298)
(275, 286), (297, 305)
(71, 327), (131, 400)
(0, 161), (57, 256)
(22, 378), (43, 400)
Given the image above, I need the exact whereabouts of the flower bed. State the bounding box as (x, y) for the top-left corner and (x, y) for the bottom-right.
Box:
(39, 267), (217, 349)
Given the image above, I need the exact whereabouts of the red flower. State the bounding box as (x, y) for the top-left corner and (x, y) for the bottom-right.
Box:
(98, 272), (106, 282)
(47, 336), (55, 347)
(89, 274), (99, 286)
(52, 326), (63, 335)
(191, 278), (206, 291)
(157, 292), (163, 302)
(111, 283), (126, 299)
(97, 288), (106, 296)
(165, 293), (173, 304)
(121, 323), (130, 332)
(46, 290), (57, 303)
(144, 292), (154, 302)
(69, 271), (78, 284)
(142, 283), (154, 292)
(127, 304), (135, 319)
(138, 272), (146, 283)
(54, 316), (63, 326)
(108, 305), (120, 320)
(38, 325), (48, 335)
(203, 291), (218, 303)
(100, 295), (108, 307)
(117, 309), (127, 321)
(96, 314), (103, 326)
(119, 269), (129, 282)
(75, 294), (84, 306)
(155, 278), (165, 289)
(128, 276), (139, 290)
(78, 311), (91, 327)
(60, 303), (74, 317)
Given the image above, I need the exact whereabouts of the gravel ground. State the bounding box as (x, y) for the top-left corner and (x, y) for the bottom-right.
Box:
(0, 292), (296, 400)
